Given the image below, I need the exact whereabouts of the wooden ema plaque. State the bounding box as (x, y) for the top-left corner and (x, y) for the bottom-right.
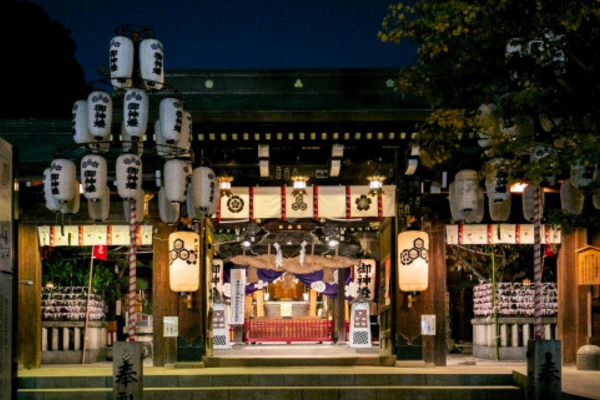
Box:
(576, 246), (600, 285)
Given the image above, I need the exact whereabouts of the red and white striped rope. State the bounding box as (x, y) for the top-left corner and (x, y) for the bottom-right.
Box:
(533, 185), (542, 340)
(128, 198), (137, 342)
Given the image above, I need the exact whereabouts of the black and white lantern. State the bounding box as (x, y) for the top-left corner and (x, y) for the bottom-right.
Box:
(454, 169), (480, 213)
(476, 103), (497, 149)
(522, 184), (544, 222)
(123, 188), (145, 223)
(116, 153), (142, 200)
(169, 231), (200, 293)
(191, 167), (219, 215)
(489, 195), (511, 222)
(123, 88), (149, 140)
(154, 119), (171, 158)
(176, 111), (192, 155)
(159, 98), (184, 144)
(139, 38), (164, 92)
(560, 179), (584, 215)
(158, 187), (180, 224)
(81, 154), (107, 201)
(570, 161), (596, 189)
(485, 158), (511, 203)
(109, 35), (134, 89)
(530, 144), (556, 185)
(186, 182), (203, 220)
(398, 230), (429, 292)
(87, 91), (112, 142)
(121, 122), (143, 156)
(88, 186), (110, 222)
(60, 182), (80, 215)
(43, 167), (61, 212)
(448, 182), (466, 221)
(72, 100), (93, 144)
(163, 159), (191, 204)
(50, 159), (77, 204)
(465, 187), (485, 224)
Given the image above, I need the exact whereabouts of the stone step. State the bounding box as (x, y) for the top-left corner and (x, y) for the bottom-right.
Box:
(204, 356), (395, 367)
(18, 385), (524, 400)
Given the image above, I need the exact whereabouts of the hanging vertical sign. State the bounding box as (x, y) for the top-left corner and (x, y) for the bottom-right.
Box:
(212, 303), (230, 349)
(211, 259), (224, 299)
(349, 302), (371, 348)
(353, 259), (376, 301)
(229, 269), (246, 325)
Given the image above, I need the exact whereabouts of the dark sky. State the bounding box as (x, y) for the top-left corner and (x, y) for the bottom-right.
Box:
(27, 0), (416, 82)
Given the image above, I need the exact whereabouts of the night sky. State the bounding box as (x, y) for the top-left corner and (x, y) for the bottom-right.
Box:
(27, 0), (417, 83)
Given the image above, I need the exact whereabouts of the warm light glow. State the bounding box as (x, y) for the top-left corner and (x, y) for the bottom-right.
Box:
(303, 292), (309, 301)
(368, 175), (385, 196)
(218, 176), (233, 198)
(510, 182), (528, 193)
(291, 175), (309, 196)
(398, 230), (429, 292)
(328, 239), (339, 248)
(169, 231), (200, 293)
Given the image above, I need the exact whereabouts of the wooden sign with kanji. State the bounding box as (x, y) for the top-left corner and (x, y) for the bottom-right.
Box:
(576, 246), (600, 285)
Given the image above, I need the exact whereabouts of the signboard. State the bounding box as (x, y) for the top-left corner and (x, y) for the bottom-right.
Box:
(229, 269), (246, 325)
(280, 302), (293, 318)
(212, 303), (230, 349)
(163, 316), (179, 337)
(352, 259), (376, 301)
(577, 246), (600, 285)
(349, 302), (371, 348)
(113, 342), (143, 400)
(421, 315), (436, 336)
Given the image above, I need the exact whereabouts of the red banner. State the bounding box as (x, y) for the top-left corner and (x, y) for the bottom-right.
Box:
(93, 245), (108, 260)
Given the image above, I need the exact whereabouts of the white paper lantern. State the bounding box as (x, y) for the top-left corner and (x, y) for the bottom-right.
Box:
(116, 153), (142, 200)
(121, 122), (143, 156)
(50, 159), (76, 203)
(164, 159), (192, 203)
(522, 184), (544, 222)
(123, 189), (145, 223)
(485, 158), (511, 203)
(398, 230), (429, 292)
(169, 231), (200, 293)
(175, 111), (192, 156)
(43, 167), (61, 212)
(158, 187), (180, 224)
(87, 91), (112, 141)
(191, 167), (219, 216)
(81, 154), (107, 201)
(186, 182), (203, 220)
(159, 98), (184, 144)
(123, 88), (149, 140)
(561, 179), (584, 215)
(88, 186), (110, 222)
(476, 103), (497, 148)
(465, 187), (485, 224)
(60, 182), (80, 215)
(72, 100), (94, 144)
(530, 144), (556, 185)
(139, 38), (164, 92)
(489, 195), (511, 222)
(448, 182), (466, 221)
(455, 169), (480, 213)
(570, 161), (596, 189)
(154, 119), (172, 158)
(109, 36), (134, 89)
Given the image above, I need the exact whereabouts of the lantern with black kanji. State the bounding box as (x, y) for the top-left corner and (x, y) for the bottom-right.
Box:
(164, 159), (191, 204)
(109, 35), (134, 89)
(454, 169), (480, 213)
(522, 184), (544, 222)
(570, 161), (596, 189)
(448, 182), (466, 221)
(186, 182), (203, 220)
(169, 231), (200, 293)
(159, 98), (183, 144)
(116, 153), (142, 200)
(139, 38), (164, 92)
(43, 167), (60, 212)
(50, 159), (77, 203)
(123, 88), (149, 140)
(489, 195), (511, 222)
(176, 111), (192, 155)
(88, 186), (110, 222)
(72, 100), (94, 144)
(191, 166), (219, 216)
(530, 144), (556, 186)
(158, 187), (180, 224)
(561, 179), (584, 215)
(87, 91), (112, 142)
(121, 122), (143, 156)
(81, 154), (107, 201)
(398, 230), (429, 292)
(485, 158), (511, 203)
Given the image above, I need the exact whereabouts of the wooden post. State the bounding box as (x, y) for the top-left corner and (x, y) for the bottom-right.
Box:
(256, 290), (264, 317)
(335, 267), (347, 344)
(309, 289), (317, 316)
(17, 225), (42, 369)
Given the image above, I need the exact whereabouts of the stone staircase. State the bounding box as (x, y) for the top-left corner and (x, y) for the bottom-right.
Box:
(18, 368), (524, 399)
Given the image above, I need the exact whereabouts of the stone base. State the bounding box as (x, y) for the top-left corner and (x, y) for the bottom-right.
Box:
(42, 349), (106, 364)
(395, 360), (429, 368)
(576, 345), (600, 370)
(165, 361), (206, 369)
(473, 345), (526, 360)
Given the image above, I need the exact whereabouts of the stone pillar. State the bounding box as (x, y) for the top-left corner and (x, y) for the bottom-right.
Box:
(527, 340), (561, 400)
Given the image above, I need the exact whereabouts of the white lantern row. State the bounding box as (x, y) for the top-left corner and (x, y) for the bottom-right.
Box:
(87, 91), (112, 142)
(81, 154), (107, 201)
(191, 166), (220, 217)
(455, 169), (479, 213)
(169, 231), (200, 293)
(123, 88), (149, 140)
(109, 35), (134, 89)
(398, 230), (429, 292)
(50, 159), (77, 203)
(159, 98), (184, 144)
(163, 159), (191, 204)
(139, 38), (164, 92)
(110, 36), (164, 91)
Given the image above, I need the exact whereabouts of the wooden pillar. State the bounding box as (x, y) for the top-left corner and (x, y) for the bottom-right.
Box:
(309, 289), (317, 316)
(17, 225), (42, 369)
(256, 290), (264, 317)
(202, 218), (214, 357)
(557, 229), (588, 364)
(335, 267), (347, 343)
(152, 222), (178, 366)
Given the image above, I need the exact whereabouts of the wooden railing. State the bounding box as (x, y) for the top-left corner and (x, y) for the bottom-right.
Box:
(41, 321), (107, 364)
(245, 318), (333, 344)
(471, 317), (558, 360)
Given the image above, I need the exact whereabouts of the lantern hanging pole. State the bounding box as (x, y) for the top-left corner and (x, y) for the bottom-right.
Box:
(533, 185), (542, 340)
(81, 247), (95, 363)
(128, 198), (138, 342)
